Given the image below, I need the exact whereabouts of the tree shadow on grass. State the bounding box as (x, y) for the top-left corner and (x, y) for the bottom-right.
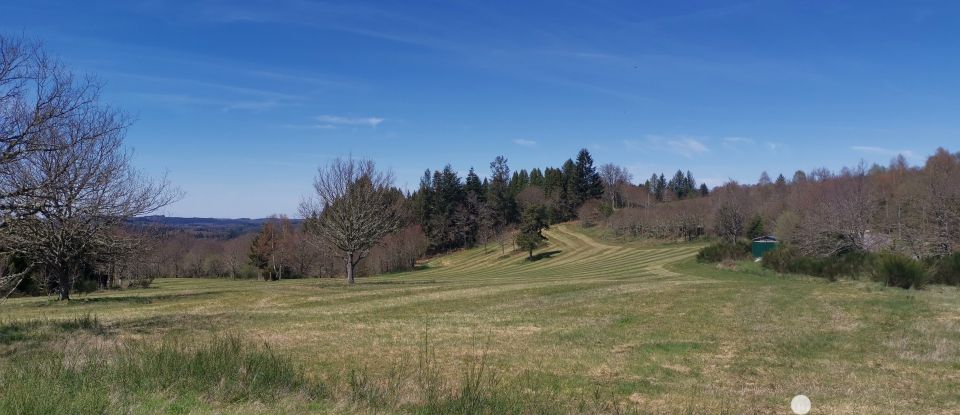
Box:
(34, 292), (214, 307)
(0, 320), (41, 345)
(527, 250), (562, 262)
(361, 279), (439, 286)
(119, 312), (231, 334)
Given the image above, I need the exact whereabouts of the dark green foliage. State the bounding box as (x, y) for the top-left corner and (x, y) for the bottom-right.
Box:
(696, 241), (750, 263)
(775, 174), (787, 187)
(929, 252), (960, 285)
(573, 149), (603, 204)
(516, 206), (549, 259)
(668, 170), (698, 200)
(873, 254), (927, 289)
(488, 156), (518, 226)
(651, 173), (667, 201)
(528, 168), (544, 188)
(762, 246), (875, 282)
(465, 167), (483, 198)
(699, 183), (709, 196)
(747, 215), (765, 239)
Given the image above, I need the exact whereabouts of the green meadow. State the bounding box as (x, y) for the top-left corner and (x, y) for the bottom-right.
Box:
(2, 224), (958, 414)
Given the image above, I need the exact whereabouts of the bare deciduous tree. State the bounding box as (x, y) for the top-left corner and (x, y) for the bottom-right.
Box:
(599, 163), (633, 208)
(300, 157), (402, 285)
(1, 122), (180, 300)
(0, 35), (180, 299)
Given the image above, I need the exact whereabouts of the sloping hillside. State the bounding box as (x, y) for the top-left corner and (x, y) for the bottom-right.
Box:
(1, 224), (958, 414)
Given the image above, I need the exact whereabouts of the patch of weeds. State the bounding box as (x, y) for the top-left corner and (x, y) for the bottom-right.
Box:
(0, 335), (324, 415)
(56, 314), (106, 335)
(0, 319), (42, 345)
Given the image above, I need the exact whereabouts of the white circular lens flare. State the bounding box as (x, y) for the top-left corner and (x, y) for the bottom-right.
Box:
(791, 394), (811, 414)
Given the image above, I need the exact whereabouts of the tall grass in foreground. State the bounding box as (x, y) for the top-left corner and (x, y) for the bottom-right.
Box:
(0, 333), (323, 414)
(0, 320), (647, 414)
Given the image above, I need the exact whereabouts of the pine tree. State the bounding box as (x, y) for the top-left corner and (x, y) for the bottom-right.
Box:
(775, 173), (787, 187)
(560, 159), (577, 219)
(654, 173), (667, 202)
(543, 167), (563, 197)
(515, 205), (549, 259)
(487, 155), (517, 225)
(573, 148), (603, 204)
(465, 167), (483, 199)
(685, 170), (697, 196)
(699, 183), (709, 196)
(529, 168), (544, 187)
(747, 215), (766, 239)
(758, 171), (772, 186)
(670, 169), (687, 199)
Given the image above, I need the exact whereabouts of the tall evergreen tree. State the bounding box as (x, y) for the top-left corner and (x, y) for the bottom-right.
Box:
(775, 173), (787, 187)
(573, 149), (603, 204)
(653, 173), (667, 202)
(543, 167), (563, 197)
(669, 169), (687, 199)
(758, 171), (772, 186)
(515, 205), (549, 259)
(685, 170), (697, 195)
(487, 155), (517, 225)
(529, 168), (544, 187)
(465, 167), (483, 199)
(560, 159), (577, 219)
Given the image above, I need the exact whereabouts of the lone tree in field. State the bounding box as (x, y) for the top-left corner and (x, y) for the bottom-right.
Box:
(515, 205), (549, 259)
(0, 35), (180, 299)
(300, 157), (401, 284)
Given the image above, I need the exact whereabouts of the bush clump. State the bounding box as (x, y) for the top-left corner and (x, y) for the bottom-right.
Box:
(762, 246), (865, 281)
(928, 252), (960, 286)
(873, 254), (927, 289)
(696, 240), (750, 263)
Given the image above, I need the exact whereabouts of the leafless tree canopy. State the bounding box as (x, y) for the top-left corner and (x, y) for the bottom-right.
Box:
(0, 35), (181, 300)
(300, 157), (402, 284)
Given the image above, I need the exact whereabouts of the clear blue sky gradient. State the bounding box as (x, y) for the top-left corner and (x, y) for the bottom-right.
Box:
(3, 1), (958, 217)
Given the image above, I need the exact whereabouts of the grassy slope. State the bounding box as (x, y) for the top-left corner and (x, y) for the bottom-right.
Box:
(1, 224), (959, 414)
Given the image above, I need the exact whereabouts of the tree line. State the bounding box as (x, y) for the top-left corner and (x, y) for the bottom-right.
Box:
(2, 34), (957, 296)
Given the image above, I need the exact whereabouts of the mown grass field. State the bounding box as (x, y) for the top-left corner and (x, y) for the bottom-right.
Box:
(2, 224), (959, 414)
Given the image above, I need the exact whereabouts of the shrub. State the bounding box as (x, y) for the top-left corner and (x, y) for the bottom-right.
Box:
(929, 252), (960, 286)
(762, 246), (875, 282)
(696, 241), (750, 263)
(873, 254), (927, 289)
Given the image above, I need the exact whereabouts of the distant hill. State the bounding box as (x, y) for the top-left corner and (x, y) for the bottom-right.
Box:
(129, 216), (302, 239)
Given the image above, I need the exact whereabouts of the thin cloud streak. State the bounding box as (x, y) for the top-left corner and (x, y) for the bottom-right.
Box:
(315, 114), (385, 127)
(851, 145), (916, 159)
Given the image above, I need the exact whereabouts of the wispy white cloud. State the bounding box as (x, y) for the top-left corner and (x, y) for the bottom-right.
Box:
(668, 137), (709, 157)
(315, 114), (385, 127)
(624, 135), (709, 158)
(513, 139), (537, 147)
(281, 123), (337, 130)
(851, 146), (915, 159)
(723, 136), (753, 144)
(129, 93), (279, 112)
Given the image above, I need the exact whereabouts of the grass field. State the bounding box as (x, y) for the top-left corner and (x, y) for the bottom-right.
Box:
(2, 224), (959, 414)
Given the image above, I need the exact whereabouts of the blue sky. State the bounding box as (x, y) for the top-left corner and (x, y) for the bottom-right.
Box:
(3, 1), (958, 218)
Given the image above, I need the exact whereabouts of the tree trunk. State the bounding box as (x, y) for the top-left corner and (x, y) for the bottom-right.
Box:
(58, 272), (71, 301)
(345, 252), (356, 285)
